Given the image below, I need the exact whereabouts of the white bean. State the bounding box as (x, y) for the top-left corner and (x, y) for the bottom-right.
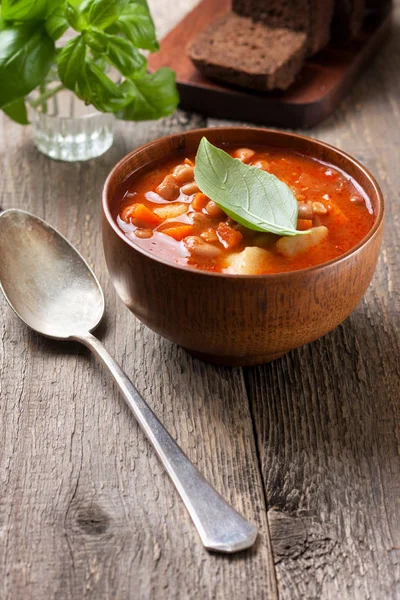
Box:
(156, 175), (180, 201)
(297, 201), (314, 219)
(134, 228), (153, 239)
(312, 201), (328, 215)
(233, 148), (256, 163)
(172, 164), (194, 184)
(205, 200), (225, 218)
(252, 159), (270, 171)
(181, 182), (200, 195)
(200, 228), (219, 243)
(184, 236), (221, 258)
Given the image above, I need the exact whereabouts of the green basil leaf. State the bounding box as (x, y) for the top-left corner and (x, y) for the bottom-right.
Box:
(117, 67), (178, 121)
(84, 30), (146, 77)
(76, 60), (125, 112)
(108, 1), (159, 51)
(45, 14), (69, 41)
(66, 2), (87, 31)
(82, 30), (104, 53)
(45, 3), (69, 40)
(3, 97), (28, 124)
(45, 15), (69, 40)
(0, 24), (55, 109)
(1, 0), (55, 20)
(81, 0), (127, 29)
(57, 35), (86, 90)
(58, 35), (128, 112)
(194, 138), (307, 236)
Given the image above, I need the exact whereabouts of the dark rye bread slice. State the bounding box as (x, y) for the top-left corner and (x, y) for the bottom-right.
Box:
(332, 0), (365, 41)
(187, 13), (307, 92)
(232, 0), (335, 55)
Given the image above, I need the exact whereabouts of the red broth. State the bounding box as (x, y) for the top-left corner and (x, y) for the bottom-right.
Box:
(114, 146), (375, 275)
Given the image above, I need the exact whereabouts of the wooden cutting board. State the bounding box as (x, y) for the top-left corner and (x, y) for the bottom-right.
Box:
(148, 0), (392, 128)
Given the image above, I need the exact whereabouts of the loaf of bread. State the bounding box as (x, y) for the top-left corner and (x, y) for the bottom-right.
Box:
(187, 0), (374, 93)
(187, 13), (307, 92)
(232, 0), (335, 55)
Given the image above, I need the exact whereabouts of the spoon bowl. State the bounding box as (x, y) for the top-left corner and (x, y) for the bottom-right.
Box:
(0, 209), (104, 339)
(0, 208), (257, 554)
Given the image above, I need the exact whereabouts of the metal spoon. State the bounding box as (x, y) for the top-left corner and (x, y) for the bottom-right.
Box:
(0, 209), (257, 554)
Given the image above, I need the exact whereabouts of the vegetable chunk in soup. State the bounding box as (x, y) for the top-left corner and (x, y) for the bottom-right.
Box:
(114, 145), (375, 275)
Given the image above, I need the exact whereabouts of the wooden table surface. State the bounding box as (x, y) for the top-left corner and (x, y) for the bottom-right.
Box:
(1, 2), (400, 599)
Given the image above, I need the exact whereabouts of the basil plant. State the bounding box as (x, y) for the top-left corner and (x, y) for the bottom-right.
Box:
(0, 0), (179, 124)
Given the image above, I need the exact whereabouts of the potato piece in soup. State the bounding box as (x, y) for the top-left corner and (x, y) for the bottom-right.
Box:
(276, 226), (329, 258)
(226, 247), (272, 275)
(154, 203), (188, 220)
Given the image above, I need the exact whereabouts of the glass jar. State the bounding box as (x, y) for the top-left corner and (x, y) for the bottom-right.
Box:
(28, 84), (115, 162)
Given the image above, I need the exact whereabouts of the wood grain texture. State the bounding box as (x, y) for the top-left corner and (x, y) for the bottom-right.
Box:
(0, 109), (277, 598)
(1, 0), (400, 599)
(208, 1), (400, 597)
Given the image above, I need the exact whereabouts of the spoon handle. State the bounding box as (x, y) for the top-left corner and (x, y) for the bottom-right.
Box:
(75, 332), (257, 554)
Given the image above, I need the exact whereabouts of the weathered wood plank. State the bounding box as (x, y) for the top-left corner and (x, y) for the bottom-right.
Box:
(229, 4), (400, 598)
(0, 105), (277, 599)
(2, 0), (400, 598)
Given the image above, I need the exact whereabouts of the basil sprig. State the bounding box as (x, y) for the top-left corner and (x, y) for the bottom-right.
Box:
(0, 23), (55, 110)
(194, 138), (309, 237)
(0, 0), (178, 123)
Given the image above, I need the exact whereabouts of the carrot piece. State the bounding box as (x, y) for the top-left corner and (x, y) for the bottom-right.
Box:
(297, 218), (313, 231)
(216, 222), (243, 249)
(123, 203), (162, 228)
(160, 224), (194, 241)
(184, 157), (194, 167)
(191, 192), (208, 212)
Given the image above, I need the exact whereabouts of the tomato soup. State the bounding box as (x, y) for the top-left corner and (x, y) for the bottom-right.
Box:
(114, 145), (375, 275)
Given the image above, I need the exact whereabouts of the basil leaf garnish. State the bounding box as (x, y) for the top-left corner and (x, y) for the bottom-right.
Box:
(194, 137), (308, 237)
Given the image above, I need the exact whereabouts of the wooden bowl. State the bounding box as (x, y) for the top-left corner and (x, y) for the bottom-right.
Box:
(102, 127), (384, 366)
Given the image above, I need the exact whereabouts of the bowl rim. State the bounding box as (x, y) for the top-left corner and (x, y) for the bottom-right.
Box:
(102, 126), (384, 280)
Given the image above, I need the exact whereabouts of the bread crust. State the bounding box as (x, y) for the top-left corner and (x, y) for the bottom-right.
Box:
(232, 0), (335, 55)
(187, 13), (307, 91)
